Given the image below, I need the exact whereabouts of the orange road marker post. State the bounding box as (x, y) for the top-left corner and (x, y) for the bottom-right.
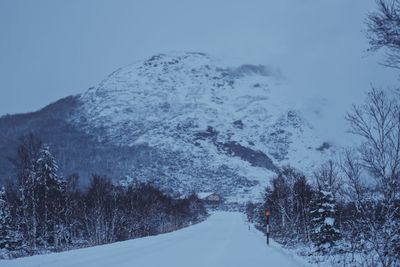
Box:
(266, 209), (270, 245)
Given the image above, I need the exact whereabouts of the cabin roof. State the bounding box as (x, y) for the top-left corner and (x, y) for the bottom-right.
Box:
(197, 192), (215, 199)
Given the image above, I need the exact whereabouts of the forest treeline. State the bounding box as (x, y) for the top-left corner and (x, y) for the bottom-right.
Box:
(0, 134), (207, 259)
(247, 88), (400, 266)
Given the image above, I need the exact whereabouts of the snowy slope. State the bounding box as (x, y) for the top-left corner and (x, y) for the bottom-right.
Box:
(0, 212), (311, 267)
(72, 52), (335, 201)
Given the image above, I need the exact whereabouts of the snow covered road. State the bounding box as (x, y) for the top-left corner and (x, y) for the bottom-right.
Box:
(1, 212), (308, 267)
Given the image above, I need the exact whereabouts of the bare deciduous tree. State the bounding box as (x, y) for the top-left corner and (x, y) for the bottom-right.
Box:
(314, 160), (342, 199)
(345, 88), (400, 267)
(367, 0), (400, 69)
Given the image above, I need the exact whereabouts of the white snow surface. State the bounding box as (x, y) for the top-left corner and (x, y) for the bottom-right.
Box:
(0, 212), (311, 267)
(78, 52), (333, 167)
(324, 217), (335, 226)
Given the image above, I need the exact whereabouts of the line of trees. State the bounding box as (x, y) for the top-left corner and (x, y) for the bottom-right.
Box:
(246, 0), (400, 264)
(0, 134), (207, 259)
(247, 88), (400, 266)
(246, 163), (341, 249)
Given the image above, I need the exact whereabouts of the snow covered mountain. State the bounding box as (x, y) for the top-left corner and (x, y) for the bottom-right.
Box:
(0, 52), (335, 202)
(73, 52), (334, 200)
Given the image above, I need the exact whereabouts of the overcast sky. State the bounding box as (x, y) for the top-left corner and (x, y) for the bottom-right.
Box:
(0, 0), (398, 124)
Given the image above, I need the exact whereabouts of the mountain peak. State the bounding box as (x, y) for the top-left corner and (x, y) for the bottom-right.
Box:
(68, 52), (335, 201)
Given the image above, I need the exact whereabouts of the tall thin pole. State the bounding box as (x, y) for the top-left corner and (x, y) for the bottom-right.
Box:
(266, 209), (270, 245)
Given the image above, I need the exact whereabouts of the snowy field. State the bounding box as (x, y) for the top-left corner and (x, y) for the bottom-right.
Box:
(0, 212), (311, 267)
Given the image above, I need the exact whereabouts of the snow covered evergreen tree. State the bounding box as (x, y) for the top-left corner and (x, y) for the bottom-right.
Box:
(310, 185), (340, 252)
(14, 134), (42, 252)
(0, 187), (22, 252)
(35, 145), (66, 249)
